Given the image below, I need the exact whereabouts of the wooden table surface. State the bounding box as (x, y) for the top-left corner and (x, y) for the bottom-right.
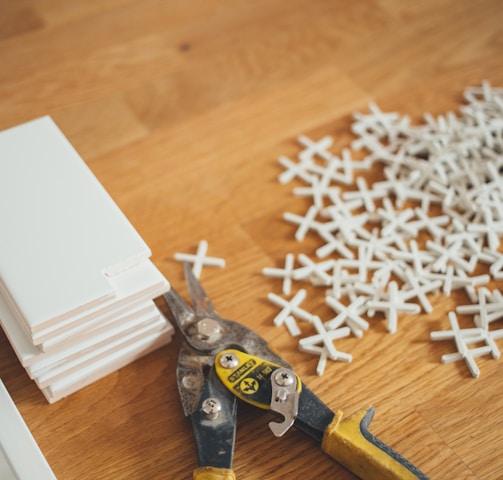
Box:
(0, 1), (502, 479)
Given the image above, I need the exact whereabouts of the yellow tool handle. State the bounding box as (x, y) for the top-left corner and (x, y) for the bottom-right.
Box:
(193, 466), (236, 480)
(322, 406), (428, 480)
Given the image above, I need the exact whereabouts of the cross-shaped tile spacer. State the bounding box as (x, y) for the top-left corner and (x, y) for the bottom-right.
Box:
(366, 281), (420, 334)
(410, 207), (450, 241)
(262, 253), (295, 295)
(299, 343), (352, 376)
(430, 311), (488, 378)
(426, 240), (476, 274)
(423, 265), (473, 296)
(377, 198), (417, 238)
(454, 268), (490, 303)
(325, 295), (369, 338)
(467, 206), (503, 252)
(391, 239), (435, 275)
(299, 316), (352, 375)
(299, 316), (351, 361)
(316, 229), (354, 259)
(268, 289), (315, 329)
(456, 288), (503, 327)
(343, 177), (387, 213)
(294, 178), (340, 209)
(292, 254), (334, 286)
(297, 135), (334, 163)
(283, 205), (322, 242)
(174, 240), (225, 278)
(278, 155), (315, 185)
(402, 268), (442, 313)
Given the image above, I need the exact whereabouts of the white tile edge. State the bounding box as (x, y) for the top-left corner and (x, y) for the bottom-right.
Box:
(0, 380), (57, 479)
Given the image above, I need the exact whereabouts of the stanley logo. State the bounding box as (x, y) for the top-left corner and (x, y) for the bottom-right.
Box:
(228, 359), (256, 383)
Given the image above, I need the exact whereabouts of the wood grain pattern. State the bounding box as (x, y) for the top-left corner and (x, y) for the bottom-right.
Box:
(0, 1), (502, 479)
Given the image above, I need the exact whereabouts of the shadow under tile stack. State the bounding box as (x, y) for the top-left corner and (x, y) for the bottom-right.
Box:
(0, 117), (173, 403)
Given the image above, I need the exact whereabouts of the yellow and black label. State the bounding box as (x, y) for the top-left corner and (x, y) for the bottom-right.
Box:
(227, 359), (256, 384)
(215, 349), (300, 410)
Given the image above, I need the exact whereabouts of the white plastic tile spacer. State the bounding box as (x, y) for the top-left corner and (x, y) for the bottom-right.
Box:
(284, 315), (302, 337)
(293, 178), (339, 209)
(174, 240), (225, 278)
(297, 135), (334, 163)
(366, 281), (420, 334)
(299, 316), (350, 361)
(292, 254), (334, 286)
(478, 248), (503, 281)
(343, 177), (386, 213)
(377, 198), (417, 238)
(298, 316), (352, 376)
(431, 311), (487, 378)
(262, 253), (296, 296)
(325, 296), (369, 338)
(423, 266), (473, 296)
(454, 269), (490, 303)
(467, 206), (503, 252)
(391, 239), (435, 275)
(426, 240), (475, 274)
(316, 228), (354, 259)
(300, 343), (352, 375)
(298, 343), (329, 375)
(283, 205), (322, 242)
(402, 267), (441, 314)
(410, 208), (450, 241)
(278, 155), (315, 185)
(456, 288), (503, 327)
(267, 289), (315, 329)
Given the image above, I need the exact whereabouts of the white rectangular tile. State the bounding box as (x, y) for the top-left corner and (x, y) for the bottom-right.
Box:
(32, 260), (169, 347)
(0, 261), (169, 365)
(0, 116), (151, 334)
(26, 303), (159, 378)
(34, 311), (168, 388)
(43, 325), (173, 403)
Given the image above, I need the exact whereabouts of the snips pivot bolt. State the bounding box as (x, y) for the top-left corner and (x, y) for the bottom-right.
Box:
(201, 397), (222, 420)
(219, 352), (239, 369)
(196, 317), (221, 343)
(273, 369), (295, 386)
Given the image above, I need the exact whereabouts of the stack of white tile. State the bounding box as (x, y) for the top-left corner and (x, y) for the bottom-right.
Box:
(0, 117), (173, 403)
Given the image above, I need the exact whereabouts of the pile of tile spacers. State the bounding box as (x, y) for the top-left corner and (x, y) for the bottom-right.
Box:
(263, 81), (503, 377)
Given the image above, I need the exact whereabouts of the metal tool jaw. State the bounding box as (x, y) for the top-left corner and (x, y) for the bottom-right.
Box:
(163, 263), (292, 475)
(164, 263), (430, 480)
(164, 263), (288, 416)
